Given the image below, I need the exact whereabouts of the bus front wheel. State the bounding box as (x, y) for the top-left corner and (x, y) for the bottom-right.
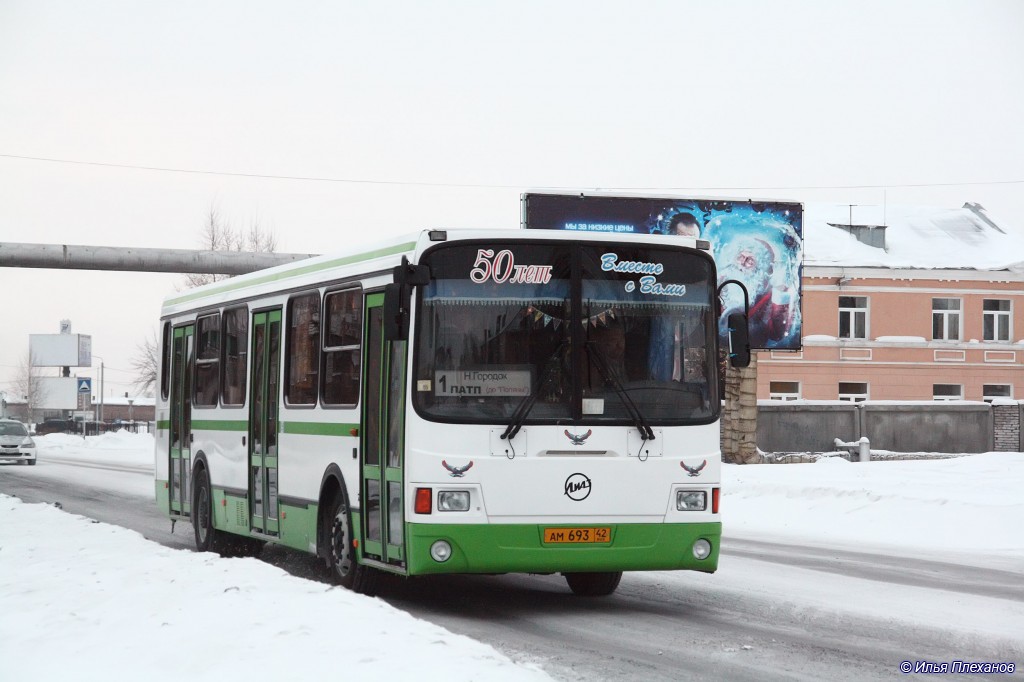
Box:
(193, 467), (231, 555)
(327, 495), (379, 596)
(564, 571), (622, 597)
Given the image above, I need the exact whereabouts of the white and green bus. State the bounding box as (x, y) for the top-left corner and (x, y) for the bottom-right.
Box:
(155, 228), (749, 596)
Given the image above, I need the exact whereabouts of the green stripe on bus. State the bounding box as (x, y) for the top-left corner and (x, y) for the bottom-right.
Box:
(281, 421), (359, 436)
(156, 420), (170, 430)
(165, 241), (418, 307)
(191, 420), (249, 431)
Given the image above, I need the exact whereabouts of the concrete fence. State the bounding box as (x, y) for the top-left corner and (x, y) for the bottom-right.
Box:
(756, 400), (1023, 454)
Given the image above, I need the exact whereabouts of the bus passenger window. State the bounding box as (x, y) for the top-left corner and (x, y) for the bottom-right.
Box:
(321, 289), (361, 407)
(221, 307), (248, 406)
(194, 313), (220, 407)
(286, 292), (320, 406)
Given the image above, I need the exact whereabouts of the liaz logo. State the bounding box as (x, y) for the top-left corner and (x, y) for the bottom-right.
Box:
(681, 459), (707, 477)
(564, 429), (592, 445)
(563, 473), (592, 501)
(442, 460), (474, 478)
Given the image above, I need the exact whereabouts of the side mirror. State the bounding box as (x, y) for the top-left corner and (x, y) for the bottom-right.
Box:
(384, 255), (430, 341)
(383, 283), (408, 341)
(726, 313), (751, 368)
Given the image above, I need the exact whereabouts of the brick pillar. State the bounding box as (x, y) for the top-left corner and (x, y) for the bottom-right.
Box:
(992, 402), (1021, 452)
(722, 353), (760, 464)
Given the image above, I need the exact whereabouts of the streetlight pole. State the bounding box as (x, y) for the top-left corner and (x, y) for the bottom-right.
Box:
(92, 356), (105, 425)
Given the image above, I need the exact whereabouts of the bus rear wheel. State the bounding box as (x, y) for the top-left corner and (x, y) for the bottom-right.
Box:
(564, 571), (622, 596)
(327, 495), (379, 596)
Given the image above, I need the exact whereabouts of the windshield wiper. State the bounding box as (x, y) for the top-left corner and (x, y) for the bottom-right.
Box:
(585, 340), (655, 441)
(500, 340), (568, 442)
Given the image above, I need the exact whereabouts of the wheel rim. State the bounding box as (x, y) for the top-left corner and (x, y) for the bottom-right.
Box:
(197, 483), (209, 544)
(330, 507), (353, 577)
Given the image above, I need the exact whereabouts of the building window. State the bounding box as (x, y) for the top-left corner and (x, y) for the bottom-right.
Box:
(982, 384), (1013, 402)
(838, 296), (868, 339)
(321, 288), (362, 407)
(932, 298), (961, 341)
(286, 292), (321, 406)
(194, 314), (221, 407)
(769, 381), (801, 401)
(983, 300), (1011, 342)
(932, 384), (962, 401)
(838, 382), (868, 402)
(221, 307), (248, 407)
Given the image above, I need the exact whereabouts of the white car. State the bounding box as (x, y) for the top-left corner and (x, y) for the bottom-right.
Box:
(0, 419), (37, 465)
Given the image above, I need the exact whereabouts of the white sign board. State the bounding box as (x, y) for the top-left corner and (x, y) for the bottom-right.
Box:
(36, 377), (81, 410)
(434, 369), (531, 397)
(29, 334), (92, 367)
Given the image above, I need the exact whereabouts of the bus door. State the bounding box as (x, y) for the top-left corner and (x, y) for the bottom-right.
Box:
(360, 293), (407, 567)
(169, 324), (194, 517)
(249, 309), (282, 536)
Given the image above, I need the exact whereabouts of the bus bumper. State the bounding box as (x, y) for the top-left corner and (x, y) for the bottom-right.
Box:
(406, 522), (720, 575)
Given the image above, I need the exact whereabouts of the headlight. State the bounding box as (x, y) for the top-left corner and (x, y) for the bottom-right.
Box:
(437, 491), (470, 512)
(693, 539), (712, 560)
(676, 490), (707, 511)
(21, 438), (35, 448)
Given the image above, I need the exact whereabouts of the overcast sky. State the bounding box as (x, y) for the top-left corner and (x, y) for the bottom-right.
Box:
(2, 0), (1022, 400)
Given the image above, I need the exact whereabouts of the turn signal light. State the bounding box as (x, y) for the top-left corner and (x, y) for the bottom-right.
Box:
(414, 487), (432, 514)
(712, 487), (720, 514)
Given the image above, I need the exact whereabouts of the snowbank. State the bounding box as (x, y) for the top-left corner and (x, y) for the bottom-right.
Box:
(724, 453), (1024, 557)
(0, 495), (550, 682)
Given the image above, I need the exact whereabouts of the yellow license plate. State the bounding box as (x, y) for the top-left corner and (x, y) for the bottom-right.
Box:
(543, 527), (611, 544)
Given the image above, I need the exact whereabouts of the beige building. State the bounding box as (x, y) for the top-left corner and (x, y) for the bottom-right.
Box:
(759, 203), (1024, 402)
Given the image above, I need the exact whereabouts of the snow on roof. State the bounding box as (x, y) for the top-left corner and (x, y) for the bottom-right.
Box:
(803, 203), (1024, 271)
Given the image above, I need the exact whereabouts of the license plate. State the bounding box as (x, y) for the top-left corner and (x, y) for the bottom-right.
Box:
(543, 527), (611, 544)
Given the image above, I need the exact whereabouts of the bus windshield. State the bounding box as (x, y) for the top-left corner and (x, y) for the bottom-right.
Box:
(413, 241), (719, 425)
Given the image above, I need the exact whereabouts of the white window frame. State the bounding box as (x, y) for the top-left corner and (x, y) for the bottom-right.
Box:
(982, 384), (1013, 402)
(932, 298), (962, 341)
(769, 381), (801, 401)
(838, 296), (869, 339)
(932, 384), (963, 401)
(982, 299), (1012, 342)
(838, 382), (869, 402)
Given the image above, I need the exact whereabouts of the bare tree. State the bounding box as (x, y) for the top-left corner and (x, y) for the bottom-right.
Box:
(131, 328), (160, 396)
(12, 349), (48, 424)
(181, 205), (278, 289)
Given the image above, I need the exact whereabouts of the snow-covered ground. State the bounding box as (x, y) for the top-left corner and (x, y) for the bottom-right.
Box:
(2, 432), (1022, 680)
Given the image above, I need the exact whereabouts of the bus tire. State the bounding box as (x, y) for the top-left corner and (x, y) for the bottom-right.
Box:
(193, 467), (231, 556)
(327, 494), (379, 595)
(564, 571), (622, 596)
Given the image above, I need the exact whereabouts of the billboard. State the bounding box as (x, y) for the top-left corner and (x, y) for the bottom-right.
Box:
(522, 193), (803, 351)
(37, 377), (82, 410)
(29, 334), (92, 367)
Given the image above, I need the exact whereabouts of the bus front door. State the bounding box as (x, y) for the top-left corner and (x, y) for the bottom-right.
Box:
(169, 324), (194, 517)
(249, 309), (282, 536)
(361, 293), (407, 568)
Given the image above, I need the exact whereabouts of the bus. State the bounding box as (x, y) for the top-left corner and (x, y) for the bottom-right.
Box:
(155, 228), (750, 596)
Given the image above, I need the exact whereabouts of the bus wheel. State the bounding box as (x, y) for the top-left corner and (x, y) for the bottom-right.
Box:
(328, 495), (379, 596)
(193, 468), (230, 555)
(564, 571), (622, 596)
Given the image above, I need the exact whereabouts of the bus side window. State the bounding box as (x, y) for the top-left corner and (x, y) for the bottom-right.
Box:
(322, 288), (361, 407)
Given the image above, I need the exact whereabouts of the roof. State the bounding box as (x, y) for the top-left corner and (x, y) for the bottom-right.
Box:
(803, 203), (1024, 272)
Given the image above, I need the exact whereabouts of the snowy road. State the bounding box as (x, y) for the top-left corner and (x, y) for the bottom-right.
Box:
(2, 457), (1021, 681)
